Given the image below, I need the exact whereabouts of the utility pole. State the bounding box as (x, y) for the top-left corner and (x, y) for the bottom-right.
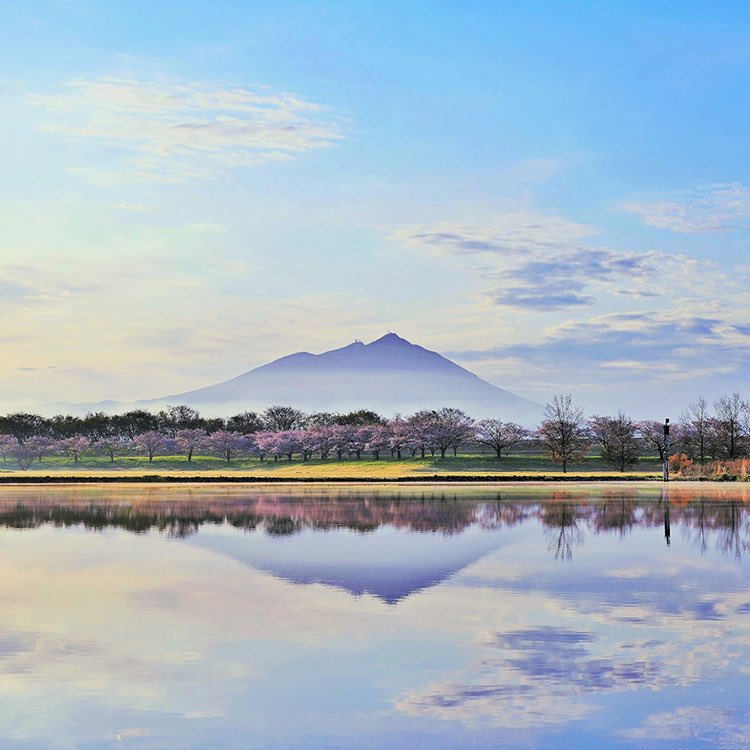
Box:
(663, 418), (670, 482)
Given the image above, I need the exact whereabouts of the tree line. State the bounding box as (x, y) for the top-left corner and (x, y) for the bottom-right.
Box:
(1, 392), (749, 471)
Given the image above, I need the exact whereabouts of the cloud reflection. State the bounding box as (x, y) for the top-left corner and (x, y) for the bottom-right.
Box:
(0, 486), (749, 747)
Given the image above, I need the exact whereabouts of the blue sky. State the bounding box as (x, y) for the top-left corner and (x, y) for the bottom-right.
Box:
(2, 0), (750, 415)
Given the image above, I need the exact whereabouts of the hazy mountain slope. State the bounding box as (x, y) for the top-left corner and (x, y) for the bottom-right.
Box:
(51, 333), (541, 421)
(152, 333), (541, 421)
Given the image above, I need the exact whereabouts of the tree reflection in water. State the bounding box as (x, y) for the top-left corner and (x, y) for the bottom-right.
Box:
(0, 486), (748, 560)
(541, 503), (585, 561)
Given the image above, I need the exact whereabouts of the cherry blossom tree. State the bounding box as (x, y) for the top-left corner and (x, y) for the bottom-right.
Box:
(388, 418), (408, 459)
(277, 431), (302, 461)
(404, 412), (433, 458)
(207, 430), (249, 462)
(475, 420), (529, 459)
(298, 430), (320, 461)
(25, 435), (57, 463)
(95, 435), (131, 462)
(253, 431), (298, 461)
(347, 426), (374, 459)
(0, 435), (17, 461)
(313, 426), (339, 460)
(364, 424), (391, 460)
(134, 431), (168, 462)
(424, 408), (475, 459)
(62, 435), (90, 464)
(9, 441), (36, 470)
(331, 424), (356, 461)
(175, 428), (208, 462)
(253, 431), (275, 461)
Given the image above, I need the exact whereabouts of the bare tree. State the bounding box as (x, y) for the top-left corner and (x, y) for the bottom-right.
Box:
(474, 419), (529, 459)
(680, 398), (711, 464)
(541, 504), (584, 561)
(638, 420), (679, 462)
(713, 392), (749, 459)
(538, 394), (590, 473)
(589, 413), (640, 472)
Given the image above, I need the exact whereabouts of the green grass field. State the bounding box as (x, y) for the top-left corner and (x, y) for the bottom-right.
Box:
(0, 452), (665, 480)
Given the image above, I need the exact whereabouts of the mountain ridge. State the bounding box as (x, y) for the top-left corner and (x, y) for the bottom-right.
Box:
(50, 333), (542, 422)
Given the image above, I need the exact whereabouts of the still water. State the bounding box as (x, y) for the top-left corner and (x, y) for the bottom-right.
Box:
(0, 483), (749, 749)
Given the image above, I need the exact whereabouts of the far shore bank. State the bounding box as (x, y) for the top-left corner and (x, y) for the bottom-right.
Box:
(0, 472), (724, 485)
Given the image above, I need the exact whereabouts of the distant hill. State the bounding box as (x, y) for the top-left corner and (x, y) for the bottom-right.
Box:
(57, 333), (542, 422)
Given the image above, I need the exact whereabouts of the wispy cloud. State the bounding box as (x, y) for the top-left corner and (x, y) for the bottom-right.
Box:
(394, 213), (689, 310)
(621, 182), (750, 233)
(490, 281), (593, 310)
(31, 77), (346, 182)
(119, 202), (153, 212)
(390, 208), (750, 407)
(394, 212), (596, 257)
(398, 541), (750, 731)
(621, 707), (750, 748)
(447, 310), (750, 399)
(0, 279), (35, 301)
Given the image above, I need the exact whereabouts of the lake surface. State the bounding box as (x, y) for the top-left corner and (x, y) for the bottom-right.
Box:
(1, 483), (749, 749)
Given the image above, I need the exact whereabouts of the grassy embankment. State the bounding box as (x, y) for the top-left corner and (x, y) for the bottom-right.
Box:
(0, 453), (664, 481)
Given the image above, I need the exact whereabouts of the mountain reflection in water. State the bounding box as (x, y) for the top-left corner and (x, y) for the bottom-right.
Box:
(0, 484), (749, 750)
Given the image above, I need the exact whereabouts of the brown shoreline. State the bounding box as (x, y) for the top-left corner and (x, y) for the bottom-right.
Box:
(0, 473), (694, 485)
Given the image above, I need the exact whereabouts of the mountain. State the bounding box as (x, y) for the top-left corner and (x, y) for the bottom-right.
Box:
(186, 525), (506, 604)
(52, 333), (541, 421)
(149, 332), (540, 421)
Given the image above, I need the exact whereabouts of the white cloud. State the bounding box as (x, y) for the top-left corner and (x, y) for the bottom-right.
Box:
(30, 76), (346, 182)
(389, 209), (750, 409)
(118, 202), (152, 212)
(621, 182), (750, 233)
(394, 212), (597, 258)
(622, 707), (750, 748)
(394, 212), (711, 311)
